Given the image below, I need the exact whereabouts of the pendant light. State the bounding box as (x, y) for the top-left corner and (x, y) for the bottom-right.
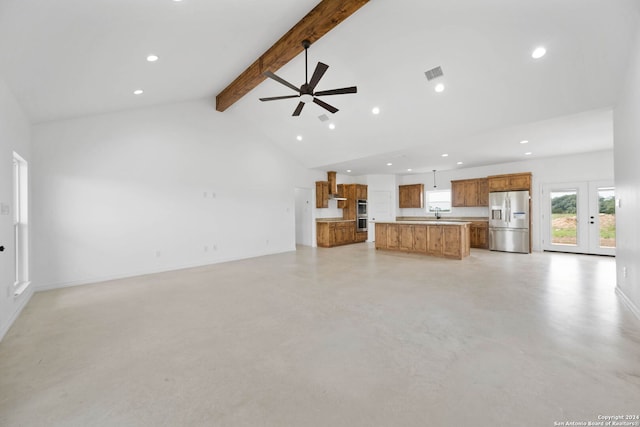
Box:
(433, 170), (437, 188)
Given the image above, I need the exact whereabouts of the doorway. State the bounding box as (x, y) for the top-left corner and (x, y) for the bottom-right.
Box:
(542, 181), (615, 256)
(294, 188), (313, 246)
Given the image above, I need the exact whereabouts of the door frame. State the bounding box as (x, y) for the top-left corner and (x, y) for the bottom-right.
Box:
(541, 181), (615, 256)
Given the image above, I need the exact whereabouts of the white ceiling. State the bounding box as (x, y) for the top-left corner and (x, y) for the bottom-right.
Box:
(1, 0), (638, 175)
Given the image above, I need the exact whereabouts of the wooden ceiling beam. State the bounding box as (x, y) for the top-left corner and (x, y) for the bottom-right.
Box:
(215, 0), (370, 112)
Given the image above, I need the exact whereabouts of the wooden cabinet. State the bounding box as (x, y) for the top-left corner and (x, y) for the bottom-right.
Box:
(317, 221), (355, 247)
(487, 173), (531, 192)
(316, 181), (329, 208)
(469, 221), (489, 249)
(451, 178), (488, 207)
(339, 184), (368, 219)
(375, 223), (388, 249)
(356, 184), (367, 200)
(375, 222), (470, 259)
(477, 178), (489, 206)
(399, 184), (424, 208)
(387, 224), (399, 249)
(337, 184), (346, 209)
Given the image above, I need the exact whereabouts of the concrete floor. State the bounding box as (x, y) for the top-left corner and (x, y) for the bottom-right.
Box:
(1, 244), (639, 427)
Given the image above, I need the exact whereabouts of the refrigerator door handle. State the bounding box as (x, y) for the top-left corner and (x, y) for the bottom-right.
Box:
(505, 196), (510, 224)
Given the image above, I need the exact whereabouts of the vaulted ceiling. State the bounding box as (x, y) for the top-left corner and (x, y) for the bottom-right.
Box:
(1, 0), (638, 174)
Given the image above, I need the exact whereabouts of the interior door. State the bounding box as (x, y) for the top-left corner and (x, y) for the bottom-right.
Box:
(369, 190), (393, 242)
(542, 181), (615, 255)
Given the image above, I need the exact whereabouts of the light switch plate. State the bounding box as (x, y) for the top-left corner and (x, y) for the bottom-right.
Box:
(0, 203), (10, 215)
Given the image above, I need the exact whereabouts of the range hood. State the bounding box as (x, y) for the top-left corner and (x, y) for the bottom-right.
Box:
(327, 171), (347, 201)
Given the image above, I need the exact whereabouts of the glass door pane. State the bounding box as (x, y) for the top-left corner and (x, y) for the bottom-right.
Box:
(596, 187), (615, 249)
(550, 190), (578, 246)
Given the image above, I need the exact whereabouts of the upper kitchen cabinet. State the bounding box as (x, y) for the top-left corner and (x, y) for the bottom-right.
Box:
(487, 173), (532, 192)
(451, 178), (488, 207)
(399, 184), (424, 208)
(315, 181), (329, 208)
(356, 184), (367, 200)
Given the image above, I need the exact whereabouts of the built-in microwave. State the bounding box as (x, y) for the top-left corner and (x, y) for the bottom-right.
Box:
(357, 217), (368, 232)
(357, 199), (367, 216)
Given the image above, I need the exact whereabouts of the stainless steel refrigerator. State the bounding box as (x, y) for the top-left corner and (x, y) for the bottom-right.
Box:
(489, 190), (530, 253)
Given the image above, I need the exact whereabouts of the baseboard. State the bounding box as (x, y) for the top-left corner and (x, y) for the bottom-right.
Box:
(616, 286), (640, 322)
(35, 246), (296, 292)
(0, 287), (34, 342)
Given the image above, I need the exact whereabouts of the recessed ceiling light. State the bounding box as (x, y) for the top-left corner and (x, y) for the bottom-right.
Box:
(173, 0), (183, 2)
(328, 123), (335, 130)
(296, 135), (303, 141)
(387, 162), (392, 166)
(520, 140), (529, 144)
(441, 153), (449, 157)
(133, 89), (144, 95)
(346, 169), (352, 173)
(435, 83), (445, 93)
(372, 107), (380, 115)
(407, 168), (412, 172)
(457, 161), (463, 165)
(146, 55), (159, 62)
(531, 46), (546, 59)
(525, 152), (532, 155)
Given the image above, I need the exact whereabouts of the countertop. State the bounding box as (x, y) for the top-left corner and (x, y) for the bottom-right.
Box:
(396, 216), (488, 222)
(315, 218), (356, 223)
(373, 220), (471, 226)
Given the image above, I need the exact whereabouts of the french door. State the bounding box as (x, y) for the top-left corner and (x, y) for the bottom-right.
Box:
(542, 181), (615, 256)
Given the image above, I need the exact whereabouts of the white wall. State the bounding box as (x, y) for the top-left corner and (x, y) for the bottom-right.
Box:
(31, 99), (315, 290)
(396, 150), (614, 252)
(613, 22), (640, 318)
(0, 77), (33, 340)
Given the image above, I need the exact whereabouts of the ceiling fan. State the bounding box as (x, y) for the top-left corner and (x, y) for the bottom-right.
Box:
(259, 40), (357, 116)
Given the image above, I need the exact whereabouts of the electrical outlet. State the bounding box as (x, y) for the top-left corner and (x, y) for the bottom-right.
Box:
(155, 250), (161, 258)
(623, 267), (628, 278)
(213, 244), (217, 251)
(204, 245), (209, 252)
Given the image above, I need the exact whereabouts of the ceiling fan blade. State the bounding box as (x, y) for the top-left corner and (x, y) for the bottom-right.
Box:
(314, 86), (358, 96)
(292, 102), (305, 116)
(308, 62), (329, 91)
(312, 97), (338, 114)
(259, 94), (301, 102)
(263, 71), (300, 93)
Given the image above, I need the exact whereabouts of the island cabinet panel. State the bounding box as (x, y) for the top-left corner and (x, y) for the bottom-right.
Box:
(442, 226), (463, 258)
(375, 223), (388, 249)
(413, 226), (427, 252)
(374, 222), (470, 259)
(426, 226), (443, 256)
(399, 225), (414, 251)
(387, 224), (400, 249)
(487, 172), (531, 192)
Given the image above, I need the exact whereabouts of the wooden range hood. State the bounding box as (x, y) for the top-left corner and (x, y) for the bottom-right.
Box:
(327, 171), (346, 200)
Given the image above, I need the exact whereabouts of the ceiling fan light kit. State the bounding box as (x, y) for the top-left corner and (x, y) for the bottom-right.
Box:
(259, 40), (357, 116)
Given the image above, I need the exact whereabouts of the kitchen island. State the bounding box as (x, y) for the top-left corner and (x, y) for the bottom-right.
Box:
(374, 221), (471, 260)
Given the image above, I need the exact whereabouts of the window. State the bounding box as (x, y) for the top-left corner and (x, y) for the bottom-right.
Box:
(13, 152), (29, 295)
(426, 190), (451, 213)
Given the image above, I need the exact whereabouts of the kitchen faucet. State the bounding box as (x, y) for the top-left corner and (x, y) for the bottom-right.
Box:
(434, 206), (441, 219)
